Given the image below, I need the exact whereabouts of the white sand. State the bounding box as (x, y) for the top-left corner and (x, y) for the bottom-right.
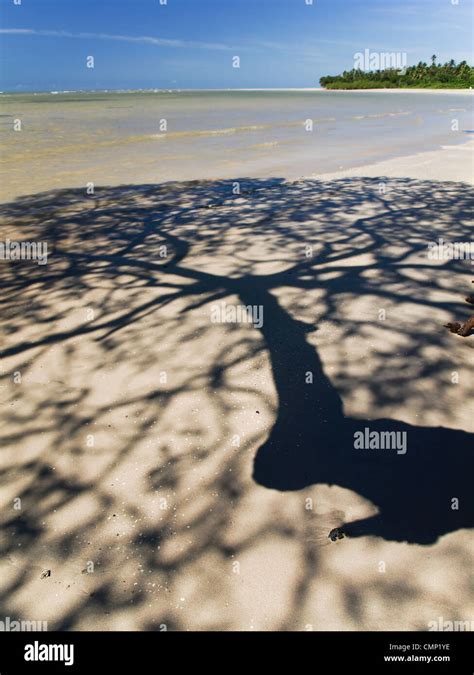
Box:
(0, 139), (473, 631)
(314, 139), (474, 184)
(320, 88), (474, 95)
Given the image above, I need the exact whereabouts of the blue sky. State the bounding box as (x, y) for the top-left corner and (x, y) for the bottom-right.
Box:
(0, 0), (473, 91)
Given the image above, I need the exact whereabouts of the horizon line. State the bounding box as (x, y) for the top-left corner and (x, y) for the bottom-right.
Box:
(0, 87), (326, 95)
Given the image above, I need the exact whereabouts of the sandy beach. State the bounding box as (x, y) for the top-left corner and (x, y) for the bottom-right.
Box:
(317, 138), (474, 184)
(320, 88), (474, 95)
(0, 134), (473, 631)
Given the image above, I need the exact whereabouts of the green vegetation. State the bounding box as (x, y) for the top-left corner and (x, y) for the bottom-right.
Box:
(320, 56), (474, 89)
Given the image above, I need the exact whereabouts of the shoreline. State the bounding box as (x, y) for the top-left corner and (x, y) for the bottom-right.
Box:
(319, 88), (473, 95)
(1, 87), (473, 95)
(310, 138), (474, 184)
(1, 137), (472, 204)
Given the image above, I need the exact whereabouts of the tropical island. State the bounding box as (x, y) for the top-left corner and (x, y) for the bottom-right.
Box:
(320, 55), (474, 89)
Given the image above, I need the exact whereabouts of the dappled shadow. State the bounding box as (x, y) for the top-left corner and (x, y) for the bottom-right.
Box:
(0, 176), (473, 630)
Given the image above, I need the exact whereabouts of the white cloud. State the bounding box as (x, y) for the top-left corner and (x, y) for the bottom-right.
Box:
(0, 29), (236, 51)
(1, 29), (35, 34)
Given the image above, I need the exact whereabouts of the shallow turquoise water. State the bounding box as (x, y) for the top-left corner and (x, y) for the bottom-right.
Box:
(0, 90), (472, 199)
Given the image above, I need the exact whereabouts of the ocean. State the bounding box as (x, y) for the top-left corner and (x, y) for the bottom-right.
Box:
(0, 89), (472, 200)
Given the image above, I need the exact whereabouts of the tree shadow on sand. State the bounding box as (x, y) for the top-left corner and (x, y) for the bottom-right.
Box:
(249, 281), (473, 543)
(0, 176), (473, 628)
